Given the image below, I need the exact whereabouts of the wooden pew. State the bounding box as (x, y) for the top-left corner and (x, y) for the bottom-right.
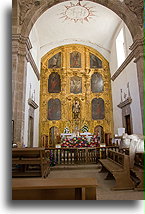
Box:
(99, 150), (135, 190)
(12, 177), (97, 200)
(119, 148), (144, 190)
(130, 153), (144, 190)
(12, 148), (50, 178)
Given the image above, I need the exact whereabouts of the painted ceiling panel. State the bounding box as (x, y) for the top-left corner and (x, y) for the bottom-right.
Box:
(30, 1), (122, 60)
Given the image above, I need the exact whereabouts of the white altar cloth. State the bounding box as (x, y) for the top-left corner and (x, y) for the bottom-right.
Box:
(61, 132), (93, 142)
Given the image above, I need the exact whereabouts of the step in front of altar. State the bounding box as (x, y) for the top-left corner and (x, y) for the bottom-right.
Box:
(51, 164), (101, 170)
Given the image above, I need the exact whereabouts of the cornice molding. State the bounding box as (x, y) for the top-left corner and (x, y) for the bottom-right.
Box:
(129, 37), (144, 52)
(12, 34), (32, 50)
(27, 51), (40, 80)
(28, 98), (39, 109)
(111, 37), (143, 81)
(111, 50), (134, 81)
(117, 97), (132, 109)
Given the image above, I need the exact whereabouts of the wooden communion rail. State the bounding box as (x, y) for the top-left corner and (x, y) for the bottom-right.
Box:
(47, 146), (119, 165)
(12, 146), (118, 178)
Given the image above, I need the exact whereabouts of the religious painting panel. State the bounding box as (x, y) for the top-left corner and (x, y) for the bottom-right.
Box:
(48, 52), (61, 68)
(70, 76), (82, 94)
(70, 51), (81, 68)
(48, 99), (61, 120)
(92, 98), (105, 120)
(48, 72), (61, 93)
(90, 53), (102, 68)
(91, 72), (104, 93)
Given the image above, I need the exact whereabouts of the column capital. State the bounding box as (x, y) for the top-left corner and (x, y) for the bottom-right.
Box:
(12, 34), (32, 56)
(129, 37), (144, 62)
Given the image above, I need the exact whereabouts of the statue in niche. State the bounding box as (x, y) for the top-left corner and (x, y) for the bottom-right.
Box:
(94, 125), (104, 143)
(72, 99), (80, 119)
(90, 53), (102, 68)
(70, 51), (81, 68)
(48, 52), (61, 68)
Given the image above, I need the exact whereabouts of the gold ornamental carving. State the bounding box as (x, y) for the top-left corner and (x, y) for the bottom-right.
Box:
(39, 44), (114, 146)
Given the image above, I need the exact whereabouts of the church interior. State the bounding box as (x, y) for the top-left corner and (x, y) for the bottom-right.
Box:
(12, 0), (144, 200)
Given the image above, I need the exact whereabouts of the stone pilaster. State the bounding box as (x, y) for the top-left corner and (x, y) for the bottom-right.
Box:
(12, 34), (32, 145)
(130, 37), (144, 128)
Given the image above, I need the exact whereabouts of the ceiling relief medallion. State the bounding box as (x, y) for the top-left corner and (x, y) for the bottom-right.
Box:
(60, 1), (96, 23)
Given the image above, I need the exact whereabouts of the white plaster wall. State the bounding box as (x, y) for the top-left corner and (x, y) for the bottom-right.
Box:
(33, 1), (121, 61)
(40, 39), (111, 61)
(29, 25), (41, 71)
(125, 62), (143, 134)
(110, 22), (143, 135)
(23, 63), (40, 147)
(23, 25), (41, 147)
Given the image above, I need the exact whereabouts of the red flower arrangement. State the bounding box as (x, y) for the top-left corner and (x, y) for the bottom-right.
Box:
(61, 136), (100, 148)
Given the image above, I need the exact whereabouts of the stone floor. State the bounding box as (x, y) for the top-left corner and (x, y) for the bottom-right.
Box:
(48, 164), (144, 200)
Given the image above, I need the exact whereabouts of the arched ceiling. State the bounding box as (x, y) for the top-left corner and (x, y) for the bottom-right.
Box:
(30, 0), (124, 61)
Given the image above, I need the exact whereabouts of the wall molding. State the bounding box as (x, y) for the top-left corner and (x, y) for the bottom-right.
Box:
(12, 34), (32, 52)
(111, 50), (134, 81)
(28, 98), (39, 109)
(117, 97), (132, 109)
(111, 37), (143, 81)
(27, 51), (40, 80)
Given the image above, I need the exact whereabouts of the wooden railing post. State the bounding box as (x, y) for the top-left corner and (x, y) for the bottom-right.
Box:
(47, 146), (119, 165)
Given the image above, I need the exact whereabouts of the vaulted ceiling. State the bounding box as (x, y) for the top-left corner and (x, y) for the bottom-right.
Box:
(30, 0), (124, 60)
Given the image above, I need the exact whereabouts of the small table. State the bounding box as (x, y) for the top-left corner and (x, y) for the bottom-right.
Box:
(12, 177), (97, 200)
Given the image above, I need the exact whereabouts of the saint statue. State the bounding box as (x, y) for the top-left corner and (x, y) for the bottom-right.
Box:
(72, 100), (80, 119)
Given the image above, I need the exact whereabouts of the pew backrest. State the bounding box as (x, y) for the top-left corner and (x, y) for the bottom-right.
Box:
(107, 150), (130, 170)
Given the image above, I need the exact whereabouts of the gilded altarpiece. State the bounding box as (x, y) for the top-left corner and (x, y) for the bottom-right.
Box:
(40, 44), (113, 146)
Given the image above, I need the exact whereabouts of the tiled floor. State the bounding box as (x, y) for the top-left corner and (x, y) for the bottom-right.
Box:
(48, 164), (144, 200)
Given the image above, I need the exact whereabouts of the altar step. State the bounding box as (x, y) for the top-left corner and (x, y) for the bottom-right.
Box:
(51, 164), (101, 170)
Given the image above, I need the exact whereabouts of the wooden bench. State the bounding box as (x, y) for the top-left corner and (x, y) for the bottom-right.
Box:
(119, 149), (144, 190)
(12, 148), (50, 178)
(99, 150), (134, 190)
(12, 177), (97, 200)
(130, 153), (144, 191)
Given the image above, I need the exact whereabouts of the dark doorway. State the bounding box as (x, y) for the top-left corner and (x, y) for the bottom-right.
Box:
(28, 116), (34, 147)
(125, 115), (132, 135)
